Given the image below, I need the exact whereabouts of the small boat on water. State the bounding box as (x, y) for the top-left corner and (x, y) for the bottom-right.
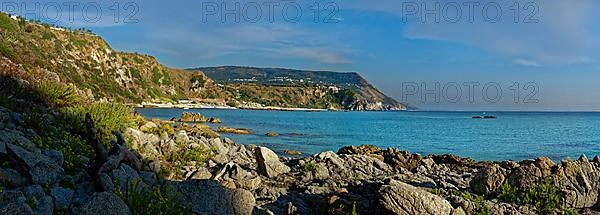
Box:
(472, 112), (497, 119)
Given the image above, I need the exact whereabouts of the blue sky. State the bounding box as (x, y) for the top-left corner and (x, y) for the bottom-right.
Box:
(4, 0), (600, 111)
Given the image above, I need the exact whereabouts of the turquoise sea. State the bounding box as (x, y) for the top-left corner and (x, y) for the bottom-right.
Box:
(137, 109), (600, 162)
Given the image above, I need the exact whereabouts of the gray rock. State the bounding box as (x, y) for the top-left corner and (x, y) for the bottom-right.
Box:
(160, 140), (178, 158)
(211, 154), (229, 164)
(168, 180), (255, 215)
(0, 203), (34, 215)
(236, 176), (262, 191)
(42, 149), (64, 166)
(315, 151), (345, 169)
(0, 140), (5, 154)
(73, 182), (93, 206)
(223, 137), (235, 145)
(51, 187), (74, 210)
(30, 159), (65, 185)
(6, 143), (64, 185)
(99, 173), (115, 191)
(0, 168), (29, 187)
(139, 121), (158, 133)
(422, 158), (436, 169)
(125, 128), (161, 151)
(24, 185), (45, 199)
(174, 130), (189, 144)
(0, 130), (34, 150)
(109, 164), (141, 191)
(378, 180), (454, 215)
(313, 163), (330, 180)
(255, 147), (290, 178)
(208, 138), (229, 155)
(75, 192), (131, 215)
(189, 167), (212, 180)
(33, 195), (54, 215)
(6, 143), (39, 167)
(139, 171), (157, 186)
(0, 191), (33, 215)
(556, 155), (600, 208)
(470, 165), (507, 195)
(228, 164), (251, 180)
(507, 157), (555, 190)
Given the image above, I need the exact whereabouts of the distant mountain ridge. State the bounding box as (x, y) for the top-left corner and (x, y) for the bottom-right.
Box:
(190, 66), (406, 111)
(191, 66), (369, 87)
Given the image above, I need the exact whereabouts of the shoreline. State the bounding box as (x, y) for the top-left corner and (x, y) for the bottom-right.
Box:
(1, 104), (598, 214)
(126, 120), (599, 214)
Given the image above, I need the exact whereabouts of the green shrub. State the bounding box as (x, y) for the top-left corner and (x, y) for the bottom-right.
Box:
(226, 100), (237, 107)
(38, 82), (81, 109)
(168, 146), (211, 165)
(561, 208), (580, 215)
(69, 35), (88, 47)
(151, 67), (163, 85)
(497, 181), (519, 202)
(497, 179), (563, 214)
(33, 128), (93, 173)
(0, 13), (17, 32)
(0, 43), (15, 59)
(165, 146), (213, 179)
(303, 162), (317, 173)
(42, 31), (54, 40)
(161, 70), (172, 85)
(351, 201), (359, 215)
(134, 57), (144, 64)
(114, 179), (190, 215)
(129, 68), (147, 87)
(459, 192), (492, 215)
(147, 122), (175, 137)
(190, 75), (206, 86)
(60, 103), (133, 142)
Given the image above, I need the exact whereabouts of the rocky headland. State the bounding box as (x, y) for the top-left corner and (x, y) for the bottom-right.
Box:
(1, 105), (599, 215)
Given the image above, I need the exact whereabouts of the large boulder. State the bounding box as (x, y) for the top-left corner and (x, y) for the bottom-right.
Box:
(167, 180), (255, 215)
(338, 145), (381, 155)
(110, 164), (143, 191)
(507, 157), (556, 189)
(33, 196), (53, 215)
(125, 128), (161, 152)
(470, 164), (507, 195)
(255, 147), (290, 178)
(0, 190), (34, 215)
(139, 121), (158, 133)
(174, 130), (190, 144)
(180, 112), (207, 123)
(338, 145), (384, 160)
(0, 167), (28, 187)
(378, 180), (454, 215)
(556, 155), (600, 208)
(75, 192), (131, 215)
(51, 187), (74, 210)
(6, 143), (64, 185)
(382, 148), (423, 170)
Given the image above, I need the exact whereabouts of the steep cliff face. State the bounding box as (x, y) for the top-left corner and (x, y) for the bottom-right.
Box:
(1, 13), (404, 110)
(192, 66), (406, 110)
(0, 12), (226, 104)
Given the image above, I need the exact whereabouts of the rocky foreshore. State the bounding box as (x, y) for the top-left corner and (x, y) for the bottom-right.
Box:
(1, 106), (599, 215)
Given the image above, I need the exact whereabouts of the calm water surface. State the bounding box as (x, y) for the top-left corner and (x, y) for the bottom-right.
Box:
(137, 109), (600, 161)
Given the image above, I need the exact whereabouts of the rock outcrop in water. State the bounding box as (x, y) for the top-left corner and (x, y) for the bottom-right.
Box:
(1, 104), (600, 214)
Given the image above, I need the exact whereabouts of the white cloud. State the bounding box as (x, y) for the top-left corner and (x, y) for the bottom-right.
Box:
(514, 59), (542, 67)
(282, 47), (351, 64)
(142, 22), (353, 65)
(345, 0), (599, 65)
